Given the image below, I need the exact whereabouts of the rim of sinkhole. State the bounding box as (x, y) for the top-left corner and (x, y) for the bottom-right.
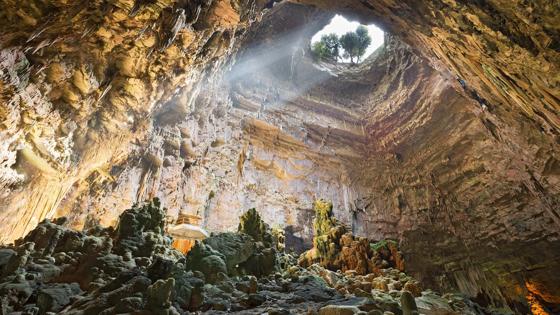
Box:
(311, 15), (384, 64)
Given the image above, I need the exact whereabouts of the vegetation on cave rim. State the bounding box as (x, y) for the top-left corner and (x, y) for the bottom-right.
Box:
(312, 25), (372, 63)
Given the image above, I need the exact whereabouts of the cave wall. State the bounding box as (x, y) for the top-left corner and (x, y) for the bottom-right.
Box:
(206, 3), (560, 309)
(1, 0), (559, 312)
(286, 0), (560, 309)
(0, 0), (261, 243)
(296, 0), (560, 134)
(45, 3), (364, 252)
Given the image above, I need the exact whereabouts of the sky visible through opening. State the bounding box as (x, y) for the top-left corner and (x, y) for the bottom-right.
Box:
(311, 15), (384, 62)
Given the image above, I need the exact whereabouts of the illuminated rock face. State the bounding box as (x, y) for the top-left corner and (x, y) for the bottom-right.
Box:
(0, 0), (559, 312)
(0, 0), (256, 241)
(227, 6), (560, 310)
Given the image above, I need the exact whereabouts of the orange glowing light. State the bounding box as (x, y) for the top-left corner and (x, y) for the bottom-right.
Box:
(172, 239), (195, 254)
(525, 281), (551, 315)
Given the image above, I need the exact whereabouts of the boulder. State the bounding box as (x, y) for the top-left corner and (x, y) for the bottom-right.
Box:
(114, 198), (175, 258)
(203, 232), (255, 274)
(402, 280), (422, 297)
(299, 200), (404, 276)
(186, 208), (279, 279)
(37, 283), (82, 314)
(319, 305), (361, 315)
(0, 249), (16, 270)
(185, 241), (228, 283)
(400, 291), (418, 315)
(238, 208), (274, 247)
(147, 278), (175, 309)
(2, 242), (34, 276)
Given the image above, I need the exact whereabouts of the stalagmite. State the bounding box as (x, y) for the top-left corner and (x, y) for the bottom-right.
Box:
(0, 0), (559, 313)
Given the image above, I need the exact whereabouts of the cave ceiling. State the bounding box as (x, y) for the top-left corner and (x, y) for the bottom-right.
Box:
(0, 0), (559, 310)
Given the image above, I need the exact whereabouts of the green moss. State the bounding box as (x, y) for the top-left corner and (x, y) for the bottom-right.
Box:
(238, 208), (272, 246)
(116, 198), (165, 240)
(312, 200), (336, 238)
(203, 232), (255, 274)
(312, 200), (346, 262)
(370, 239), (398, 252)
(184, 241), (228, 283)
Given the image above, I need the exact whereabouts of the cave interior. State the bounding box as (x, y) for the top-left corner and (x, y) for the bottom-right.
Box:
(0, 0), (559, 314)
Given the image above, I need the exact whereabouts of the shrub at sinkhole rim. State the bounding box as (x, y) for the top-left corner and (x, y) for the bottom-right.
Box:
(312, 25), (372, 64)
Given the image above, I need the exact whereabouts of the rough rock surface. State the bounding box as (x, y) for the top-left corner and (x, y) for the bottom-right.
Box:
(1, 0), (559, 313)
(0, 199), (498, 314)
(299, 200), (404, 276)
(0, 0), (262, 241)
(220, 5), (560, 312)
(186, 207), (278, 280)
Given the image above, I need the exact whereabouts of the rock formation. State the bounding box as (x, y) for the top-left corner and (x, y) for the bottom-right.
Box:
(0, 199), (506, 314)
(0, 0), (559, 313)
(299, 200), (404, 276)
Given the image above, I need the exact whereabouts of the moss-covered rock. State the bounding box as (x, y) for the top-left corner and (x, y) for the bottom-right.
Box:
(185, 241), (228, 283)
(0, 198), (495, 314)
(370, 239), (404, 272)
(239, 244), (276, 277)
(299, 200), (404, 275)
(401, 290), (418, 315)
(236, 208), (278, 276)
(37, 283), (82, 314)
(147, 278), (175, 309)
(238, 208), (273, 247)
(299, 200), (348, 270)
(203, 232), (255, 274)
(186, 208), (278, 279)
(114, 198), (180, 259)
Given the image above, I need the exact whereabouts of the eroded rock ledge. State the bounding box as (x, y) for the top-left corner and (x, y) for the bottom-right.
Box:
(0, 0), (559, 313)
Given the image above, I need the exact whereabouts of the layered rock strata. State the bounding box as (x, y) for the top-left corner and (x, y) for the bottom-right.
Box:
(0, 0), (261, 243)
(0, 0), (559, 313)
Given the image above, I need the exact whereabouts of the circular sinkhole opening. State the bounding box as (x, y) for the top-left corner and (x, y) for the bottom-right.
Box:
(310, 15), (384, 64)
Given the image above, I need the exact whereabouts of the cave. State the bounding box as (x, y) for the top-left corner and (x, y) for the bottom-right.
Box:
(0, 0), (559, 314)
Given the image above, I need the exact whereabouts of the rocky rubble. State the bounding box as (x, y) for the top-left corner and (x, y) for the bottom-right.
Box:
(299, 200), (404, 276)
(0, 0), (559, 311)
(1, 0), (558, 310)
(0, 198), (507, 314)
(0, 199), (284, 314)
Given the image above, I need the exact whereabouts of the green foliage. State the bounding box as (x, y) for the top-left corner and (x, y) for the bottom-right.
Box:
(339, 32), (359, 63)
(321, 33), (341, 60)
(311, 33), (340, 61)
(340, 25), (372, 63)
(315, 25), (373, 64)
(355, 25), (372, 60)
(311, 41), (329, 61)
(370, 239), (398, 252)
